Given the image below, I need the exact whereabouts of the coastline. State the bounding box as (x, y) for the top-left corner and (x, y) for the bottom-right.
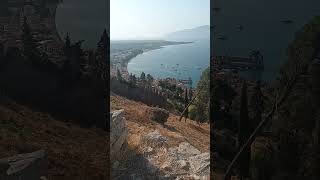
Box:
(110, 41), (193, 79)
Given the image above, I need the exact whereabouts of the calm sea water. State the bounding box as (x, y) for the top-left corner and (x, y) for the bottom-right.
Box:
(213, 0), (320, 82)
(127, 40), (210, 87)
(55, 0), (108, 49)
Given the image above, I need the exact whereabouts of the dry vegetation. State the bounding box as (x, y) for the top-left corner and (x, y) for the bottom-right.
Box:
(0, 97), (108, 180)
(110, 94), (210, 152)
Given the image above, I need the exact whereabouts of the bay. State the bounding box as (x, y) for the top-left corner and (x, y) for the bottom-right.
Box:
(127, 39), (210, 87)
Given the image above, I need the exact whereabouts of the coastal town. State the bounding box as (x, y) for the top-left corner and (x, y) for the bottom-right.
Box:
(110, 41), (194, 91)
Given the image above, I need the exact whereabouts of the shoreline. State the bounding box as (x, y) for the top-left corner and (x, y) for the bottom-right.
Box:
(111, 41), (194, 79)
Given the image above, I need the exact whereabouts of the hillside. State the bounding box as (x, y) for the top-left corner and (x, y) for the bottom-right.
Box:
(166, 25), (210, 41)
(0, 96), (109, 180)
(110, 94), (210, 179)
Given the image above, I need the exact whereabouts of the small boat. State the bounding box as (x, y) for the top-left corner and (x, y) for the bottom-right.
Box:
(281, 20), (294, 24)
(217, 35), (228, 40)
(237, 25), (243, 31)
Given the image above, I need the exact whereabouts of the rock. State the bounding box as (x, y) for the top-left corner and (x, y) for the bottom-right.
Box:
(143, 130), (168, 149)
(178, 160), (189, 171)
(110, 109), (128, 161)
(188, 152), (210, 176)
(0, 149), (47, 180)
(112, 161), (120, 169)
(177, 142), (201, 157)
(149, 107), (169, 124)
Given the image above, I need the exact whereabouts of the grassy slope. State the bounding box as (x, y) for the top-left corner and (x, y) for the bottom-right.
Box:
(0, 97), (109, 180)
(110, 94), (210, 153)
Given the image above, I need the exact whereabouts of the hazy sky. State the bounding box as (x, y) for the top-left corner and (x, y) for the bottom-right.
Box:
(110, 0), (210, 40)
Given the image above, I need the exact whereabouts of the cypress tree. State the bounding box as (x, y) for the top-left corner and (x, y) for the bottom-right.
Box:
(239, 80), (251, 180)
(140, 71), (146, 81)
(184, 87), (189, 121)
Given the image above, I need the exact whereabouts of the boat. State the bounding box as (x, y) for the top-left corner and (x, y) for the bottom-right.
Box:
(281, 20), (294, 24)
(217, 35), (228, 40)
(236, 25), (243, 31)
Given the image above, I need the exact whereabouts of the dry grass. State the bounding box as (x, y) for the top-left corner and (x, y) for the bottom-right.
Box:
(110, 95), (210, 152)
(0, 100), (108, 180)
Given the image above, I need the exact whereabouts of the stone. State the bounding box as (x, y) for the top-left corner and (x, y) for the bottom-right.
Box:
(149, 107), (169, 124)
(178, 160), (189, 171)
(143, 130), (168, 149)
(188, 152), (210, 176)
(0, 149), (47, 180)
(112, 161), (120, 169)
(110, 109), (128, 161)
(177, 142), (201, 157)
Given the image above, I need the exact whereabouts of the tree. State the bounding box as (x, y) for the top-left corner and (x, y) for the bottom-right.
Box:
(117, 69), (123, 82)
(238, 80), (250, 180)
(182, 88), (189, 121)
(188, 87), (193, 102)
(194, 68), (210, 123)
(96, 29), (109, 63)
(140, 71), (146, 81)
(146, 73), (154, 85)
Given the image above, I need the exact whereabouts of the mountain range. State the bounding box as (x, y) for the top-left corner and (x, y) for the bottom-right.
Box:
(165, 25), (210, 41)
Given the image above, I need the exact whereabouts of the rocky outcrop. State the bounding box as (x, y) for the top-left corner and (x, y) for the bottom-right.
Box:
(140, 130), (210, 179)
(148, 107), (169, 125)
(110, 109), (128, 161)
(0, 150), (48, 180)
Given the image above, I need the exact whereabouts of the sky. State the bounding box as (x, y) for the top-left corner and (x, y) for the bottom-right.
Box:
(110, 0), (210, 40)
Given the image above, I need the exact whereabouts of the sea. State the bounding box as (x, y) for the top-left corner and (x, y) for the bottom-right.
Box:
(127, 40), (210, 87)
(213, 0), (320, 82)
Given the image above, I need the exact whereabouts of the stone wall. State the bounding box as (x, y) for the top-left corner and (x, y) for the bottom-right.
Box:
(110, 109), (128, 161)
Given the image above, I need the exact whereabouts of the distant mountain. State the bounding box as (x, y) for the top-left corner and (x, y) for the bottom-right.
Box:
(165, 25), (210, 41)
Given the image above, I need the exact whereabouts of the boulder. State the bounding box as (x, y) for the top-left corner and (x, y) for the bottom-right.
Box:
(149, 107), (169, 124)
(110, 109), (128, 161)
(0, 149), (47, 180)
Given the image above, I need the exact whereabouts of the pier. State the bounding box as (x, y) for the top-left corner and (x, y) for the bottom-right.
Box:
(212, 51), (264, 70)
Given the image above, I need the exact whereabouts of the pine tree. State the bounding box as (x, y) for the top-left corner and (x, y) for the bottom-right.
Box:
(140, 72), (146, 81)
(96, 29), (108, 63)
(239, 80), (251, 180)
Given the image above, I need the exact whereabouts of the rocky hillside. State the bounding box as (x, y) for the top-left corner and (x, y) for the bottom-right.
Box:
(0, 96), (108, 180)
(110, 94), (210, 179)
